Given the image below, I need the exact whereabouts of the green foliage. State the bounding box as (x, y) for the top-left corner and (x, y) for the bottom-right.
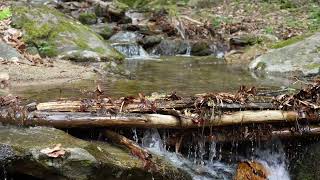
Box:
(38, 42), (57, 57)
(308, 5), (320, 30)
(0, 8), (12, 21)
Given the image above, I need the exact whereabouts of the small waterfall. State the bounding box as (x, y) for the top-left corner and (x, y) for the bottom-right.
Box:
(110, 31), (152, 59)
(111, 42), (150, 59)
(139, 129), (291, 180)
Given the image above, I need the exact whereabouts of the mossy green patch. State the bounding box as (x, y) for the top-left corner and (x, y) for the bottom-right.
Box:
(79, 13), (97, 25)
(11, 5), (124, 61)
(270, 34), (311, 49)
(0, 7), (12, 21)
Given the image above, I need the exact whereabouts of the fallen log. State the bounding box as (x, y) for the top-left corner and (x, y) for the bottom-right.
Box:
(36, 100), (275, 112)
(0, 110), (301, 128)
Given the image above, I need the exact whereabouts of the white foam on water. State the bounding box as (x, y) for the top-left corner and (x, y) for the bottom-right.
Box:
(140, 129), (291, 180)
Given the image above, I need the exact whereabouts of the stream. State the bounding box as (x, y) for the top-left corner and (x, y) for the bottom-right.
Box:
(15, 56), (299, 101)
(11, 55), (303, 179)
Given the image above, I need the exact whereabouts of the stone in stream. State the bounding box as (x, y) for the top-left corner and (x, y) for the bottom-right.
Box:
(0, 126), (191, 180)
(234, 160), (269, 180)
(11, 3), (124, 62)
(249, 33), (320, 77)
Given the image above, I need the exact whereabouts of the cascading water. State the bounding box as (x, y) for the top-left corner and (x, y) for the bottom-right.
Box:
(112, 42), (150, 59)
(109, 31), (153, 59)
(138, 129), (291, 180)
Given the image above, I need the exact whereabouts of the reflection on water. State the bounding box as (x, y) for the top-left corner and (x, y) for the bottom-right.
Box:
(13, 56), (297, 101)
(102, 56), (293, 97)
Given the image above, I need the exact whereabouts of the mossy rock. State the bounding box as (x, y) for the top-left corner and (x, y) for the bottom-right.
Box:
(230, 34), (263, 47)
(0, 126), (191, 180)
(79, 12), (97, 25)
(249, 33), (320, 76)
(11, 4), (124, 62)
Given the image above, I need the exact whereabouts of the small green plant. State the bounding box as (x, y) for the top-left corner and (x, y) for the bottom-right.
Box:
(264, 26), (274, 34)
(211, 16), (231, 29)
(38, 42), (57, 57)
(0, 8), (12, 21)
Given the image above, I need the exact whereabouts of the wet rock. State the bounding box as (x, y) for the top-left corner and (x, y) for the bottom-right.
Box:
(230, 34), (263, 48)
(138, 35), (163, 49)
(11, 4), (124, 62)
(0, 41), (24, 62)
(112, 42), (149, 58)
(293, 142), (320, 180)
(234, 160), (269, 180)
(151, 39), (189, 56)
(190, 41), (212, 56)
(249, 33), (320, 76)
(0, 126), (191, 180)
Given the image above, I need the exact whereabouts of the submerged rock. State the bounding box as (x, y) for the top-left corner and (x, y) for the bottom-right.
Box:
(249, 33), (320, 76)
(0, 126), (191, 180)
(11, 4), (124, 62)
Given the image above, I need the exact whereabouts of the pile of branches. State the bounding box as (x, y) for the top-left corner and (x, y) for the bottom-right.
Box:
(274, 80), (320, 120)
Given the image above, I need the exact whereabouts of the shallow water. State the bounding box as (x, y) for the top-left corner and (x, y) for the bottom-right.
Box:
(13, 56), (300, 102)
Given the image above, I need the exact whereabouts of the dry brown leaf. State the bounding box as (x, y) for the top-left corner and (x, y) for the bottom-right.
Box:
(40, 144), (66, 158)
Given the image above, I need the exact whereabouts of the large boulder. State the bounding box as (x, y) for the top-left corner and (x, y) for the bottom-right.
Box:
(0, 126), (191, 180)
(249, 33), (320, 76)
(11, 4), (124, 62)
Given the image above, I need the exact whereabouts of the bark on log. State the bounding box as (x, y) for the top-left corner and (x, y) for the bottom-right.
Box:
(0, 110), (300, 128)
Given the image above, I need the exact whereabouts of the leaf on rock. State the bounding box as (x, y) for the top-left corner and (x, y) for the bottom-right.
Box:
(40, 144), (66, 158)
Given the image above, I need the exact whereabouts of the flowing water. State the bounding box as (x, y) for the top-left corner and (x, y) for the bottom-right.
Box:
(140, 129), (290, 180)
(10, 55), (304, 179)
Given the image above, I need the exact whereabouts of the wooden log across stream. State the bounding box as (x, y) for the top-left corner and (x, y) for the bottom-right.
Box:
(1, 82), (320, 141)
(18, 110), (298, 128)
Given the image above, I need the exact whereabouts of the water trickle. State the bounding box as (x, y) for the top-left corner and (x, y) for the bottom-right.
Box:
(132, 128), (138, 143)
(209, 141), (217, 163)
